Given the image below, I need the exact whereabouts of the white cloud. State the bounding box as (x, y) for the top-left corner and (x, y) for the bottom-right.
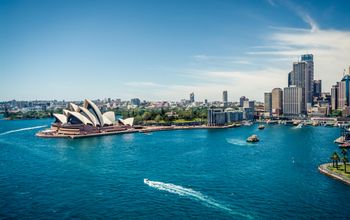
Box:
(126, 3), (349, 102)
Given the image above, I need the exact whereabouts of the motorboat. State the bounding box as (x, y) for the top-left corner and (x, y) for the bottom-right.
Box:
(242, 121), (253, 126)
(144, 178), (150, 184)
(295, 123), (303, 128)
(247, 134), (259, 143)
(258, 125), (265, 130)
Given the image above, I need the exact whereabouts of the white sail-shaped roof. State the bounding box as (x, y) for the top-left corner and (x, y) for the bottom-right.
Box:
(102, 111), (115, 123)
(53, 113), (67, 124)
(67, 111), (93, 125)
(63, 109), (70, 116)
(69, 103), (80, 112)
(83, 99), (104, 126)
(119, 117), (134, 126)
(102, 115), (113, 126)
(79, 106), (100, 127)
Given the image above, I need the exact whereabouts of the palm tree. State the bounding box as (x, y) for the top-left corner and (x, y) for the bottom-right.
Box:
(331, 152), (340, 167)
(342, 156), (349, 173)
(342, 148), (348, 157)
(334, 152), (340, 169)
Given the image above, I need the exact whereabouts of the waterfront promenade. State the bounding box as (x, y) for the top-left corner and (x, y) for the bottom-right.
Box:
(319, 163), (350, 185)
(36, 124), (239, 139)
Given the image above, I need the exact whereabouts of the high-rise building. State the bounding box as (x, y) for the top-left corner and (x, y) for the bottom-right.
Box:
(264, 92), (272, 114)
(190, 92), (195, 103)
(338, 75), (350, 109)
(223, 90), (228, 107)
(283, 86), (304, 116)
(331, 83), (339, 110)
(272, 88), (283, 116)
(289, 54), (314, 111)
(130, 98), (141, 106)
(243, 100), (254, 109)
(288, 71), (293, 87)
(239, 96), (248, 107)
(313, 80), (322, 98)
(301, 54), (314, 107)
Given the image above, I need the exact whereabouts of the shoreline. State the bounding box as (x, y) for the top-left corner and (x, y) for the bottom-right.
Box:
(36, 124), (239, 139)
(318, 163), (350, 185)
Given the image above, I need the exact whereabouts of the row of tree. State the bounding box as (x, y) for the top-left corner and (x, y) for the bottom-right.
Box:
(114, 107), (208, 125)
(330, 148), (349, 172)
(4, 107), (209, 124)
(4, 109), (64, 120)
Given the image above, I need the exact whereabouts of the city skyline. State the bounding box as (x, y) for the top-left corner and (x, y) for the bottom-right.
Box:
(1, 0), (350, 101)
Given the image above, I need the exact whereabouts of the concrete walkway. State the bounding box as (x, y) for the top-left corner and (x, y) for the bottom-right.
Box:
(319, 163), (350, 185)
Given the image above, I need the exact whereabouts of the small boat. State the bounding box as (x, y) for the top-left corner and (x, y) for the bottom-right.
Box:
(247, 134), (259, 143)
(144, 178), (150, 184)
(242, 121), (253, 126)
(258, 125), (265, 130)
(295, 123), (303, 128)
(293, 120), (301, 126)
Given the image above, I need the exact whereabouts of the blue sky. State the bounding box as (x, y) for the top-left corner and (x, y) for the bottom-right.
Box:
(1, 0), (350, 101)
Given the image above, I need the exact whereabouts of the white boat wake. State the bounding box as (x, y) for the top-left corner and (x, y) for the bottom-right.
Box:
(0, 125), (47, 136)
(144, 179), (253, 219)
(226, 138), (247, 146)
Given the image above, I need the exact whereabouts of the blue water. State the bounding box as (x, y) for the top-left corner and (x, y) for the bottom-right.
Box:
(1, 119), (350, 219)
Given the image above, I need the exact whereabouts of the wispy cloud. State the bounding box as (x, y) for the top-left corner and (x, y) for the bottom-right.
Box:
(124, 81), (165, 88)
(127, 1), (349, 102)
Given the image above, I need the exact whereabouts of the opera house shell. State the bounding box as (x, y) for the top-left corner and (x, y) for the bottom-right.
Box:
(50, 99), (134, 136)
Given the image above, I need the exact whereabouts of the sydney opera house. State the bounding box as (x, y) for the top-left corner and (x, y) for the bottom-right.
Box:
(37, 99), (135, 138)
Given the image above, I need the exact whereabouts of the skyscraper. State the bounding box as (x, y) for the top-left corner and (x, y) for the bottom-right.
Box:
(239, 96), (248, 107)
(288, 71), (293, 87)
(313, 80), (322, 98)
(190, 92), (195, 103)
(264, 92), (272, 115)
(338, 75), (350, 109)
(301, 54), (314, 107)
(223, 90), (228, 107)
(272, 88), (283, 116)
(331, 83), (339, 110)
(283, 86), (304, 116)
(289, 54), (314, 112)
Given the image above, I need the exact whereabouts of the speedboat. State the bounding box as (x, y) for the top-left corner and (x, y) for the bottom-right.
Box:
(144, 178), (149, 184)
(258, 125), (265, 130)
(296, 123), (303, 128)
(242, 121), (253, 126)
(247, 134), (259, 143)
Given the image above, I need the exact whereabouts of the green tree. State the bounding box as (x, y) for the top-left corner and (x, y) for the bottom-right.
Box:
(334, 152), (340, 169)
(331, 152), (336, 167)
(155, 114), (162, 123)
(341, 149), (348, 157)
(134, 115), (143, 125)
(142, 112), (152, 121)
(342, 156), (349, 173)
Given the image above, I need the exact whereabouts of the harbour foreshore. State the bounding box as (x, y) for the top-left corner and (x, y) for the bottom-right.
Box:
(318, 163), (350, 185)
(36, 124), (239, 139)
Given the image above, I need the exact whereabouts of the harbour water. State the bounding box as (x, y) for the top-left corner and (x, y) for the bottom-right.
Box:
(1, 119), (350, 219)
